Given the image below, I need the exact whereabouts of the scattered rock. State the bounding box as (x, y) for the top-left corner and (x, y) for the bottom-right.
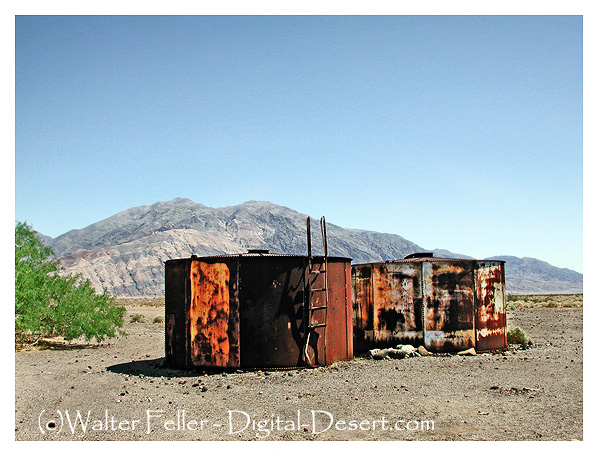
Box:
(396, 344), (416, 354)
(458, 348), (477, 356)
(417, 346), (431, 356)
(368, 348), (406, 360)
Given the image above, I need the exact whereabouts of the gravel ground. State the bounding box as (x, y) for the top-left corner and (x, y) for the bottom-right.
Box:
(15, 306), (583, 441)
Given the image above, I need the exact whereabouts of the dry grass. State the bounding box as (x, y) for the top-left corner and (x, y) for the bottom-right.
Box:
(129, 313), (148, 323)
(507, 293), (583, 309)
(115, 297), (165, 307)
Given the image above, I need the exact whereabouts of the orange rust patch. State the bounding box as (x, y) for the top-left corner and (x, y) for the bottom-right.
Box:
(189, 262), (231, 367)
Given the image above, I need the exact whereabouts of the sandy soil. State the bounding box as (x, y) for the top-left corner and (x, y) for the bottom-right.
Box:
(15, 306), (583, 441)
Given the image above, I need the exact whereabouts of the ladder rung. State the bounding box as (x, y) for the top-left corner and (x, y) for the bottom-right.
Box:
(310, 288), (327, 292)
(310, 269), (326, 274)
(309, 322), (327, 328)
(309, 305), (328, 311)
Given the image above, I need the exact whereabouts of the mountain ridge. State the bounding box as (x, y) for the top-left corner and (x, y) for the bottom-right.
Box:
(39, 198), (582, 296)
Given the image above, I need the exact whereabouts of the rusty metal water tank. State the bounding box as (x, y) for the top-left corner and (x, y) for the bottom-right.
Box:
(352, 255), (507, 352)
(165, 251), (353, 369)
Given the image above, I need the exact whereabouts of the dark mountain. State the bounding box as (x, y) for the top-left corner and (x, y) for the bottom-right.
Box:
(47, 198), (582, 297)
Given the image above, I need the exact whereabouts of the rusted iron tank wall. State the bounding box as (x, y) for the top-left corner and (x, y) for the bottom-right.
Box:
(352, 262), (423, 352)
(423, 260), (476, 352)
(474, 261), (507, 351)
(165, 255), (353, 369)
(351, 258), (507, 353)
(165, 257), (240, 369)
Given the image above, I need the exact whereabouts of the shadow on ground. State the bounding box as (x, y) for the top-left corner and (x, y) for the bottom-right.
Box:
(106, 358), (249, 377)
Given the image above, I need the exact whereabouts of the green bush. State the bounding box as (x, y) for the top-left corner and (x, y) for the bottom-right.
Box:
(153, 315), (165, 324)
(507, 326), (531, 345)
(15, 221), (126, 344)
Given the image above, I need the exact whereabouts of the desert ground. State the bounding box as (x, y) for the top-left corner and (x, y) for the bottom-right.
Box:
(15, 296), (583, 441)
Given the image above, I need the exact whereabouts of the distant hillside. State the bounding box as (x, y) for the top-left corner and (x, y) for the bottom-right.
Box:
(485, 256), (583, 295)
(42, 198), (582, 296)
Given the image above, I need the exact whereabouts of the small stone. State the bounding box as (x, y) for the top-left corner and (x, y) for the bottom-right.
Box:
(396, 344), (416, 354)
(367, 349), (381, 359)
(457, 348), (477, 356)
(417, 346), (431, 356)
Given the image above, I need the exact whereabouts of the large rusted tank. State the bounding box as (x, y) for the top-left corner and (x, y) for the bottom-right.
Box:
(352, 254), (507, 352)
(165, 251), (353, 369)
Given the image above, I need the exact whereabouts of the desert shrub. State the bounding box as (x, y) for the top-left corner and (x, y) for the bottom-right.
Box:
(115, 297), (165, 308)
(15, 221), (126, 344)
(153, 315), (165, 324)
(507, 326), (531, 345)
(130, 313), (148, 323)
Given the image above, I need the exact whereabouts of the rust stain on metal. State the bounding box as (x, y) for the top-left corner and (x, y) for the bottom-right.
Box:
(189, 261), (233, 367)
(475, 262), (507, 351)
(352, 257), (507, 353)
(321, 260), (354, 365)
(373, 262), (422, 343)
(423, 261), (475, 352)
(166, 253), (352, 369)
(352, 264), (374, 347)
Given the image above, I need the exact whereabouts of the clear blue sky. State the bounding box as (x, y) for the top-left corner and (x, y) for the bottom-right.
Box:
(15, 14), (583, 272)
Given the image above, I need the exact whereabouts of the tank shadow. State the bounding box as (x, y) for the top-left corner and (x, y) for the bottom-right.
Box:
(105, 358), (291, 377)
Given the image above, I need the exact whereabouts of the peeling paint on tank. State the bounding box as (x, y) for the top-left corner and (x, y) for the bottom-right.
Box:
(189, 261), (233, 367)
(352, 257), (507, 353)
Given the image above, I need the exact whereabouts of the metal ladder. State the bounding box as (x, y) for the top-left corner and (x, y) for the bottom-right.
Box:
(303, 216), (329, 366)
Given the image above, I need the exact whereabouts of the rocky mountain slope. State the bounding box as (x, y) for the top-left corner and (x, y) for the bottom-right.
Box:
(485, 256), (583, 295)
(44, 198), (582, 296)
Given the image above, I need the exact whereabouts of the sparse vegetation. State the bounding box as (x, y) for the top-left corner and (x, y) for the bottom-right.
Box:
(15, 221), (126, 345)
(507, 326), (531, 345)
(129, 313), (148, 323)
(115, 297), (165, 307)
(153, 315), (165, 324)
(507, 294), (582, 309)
